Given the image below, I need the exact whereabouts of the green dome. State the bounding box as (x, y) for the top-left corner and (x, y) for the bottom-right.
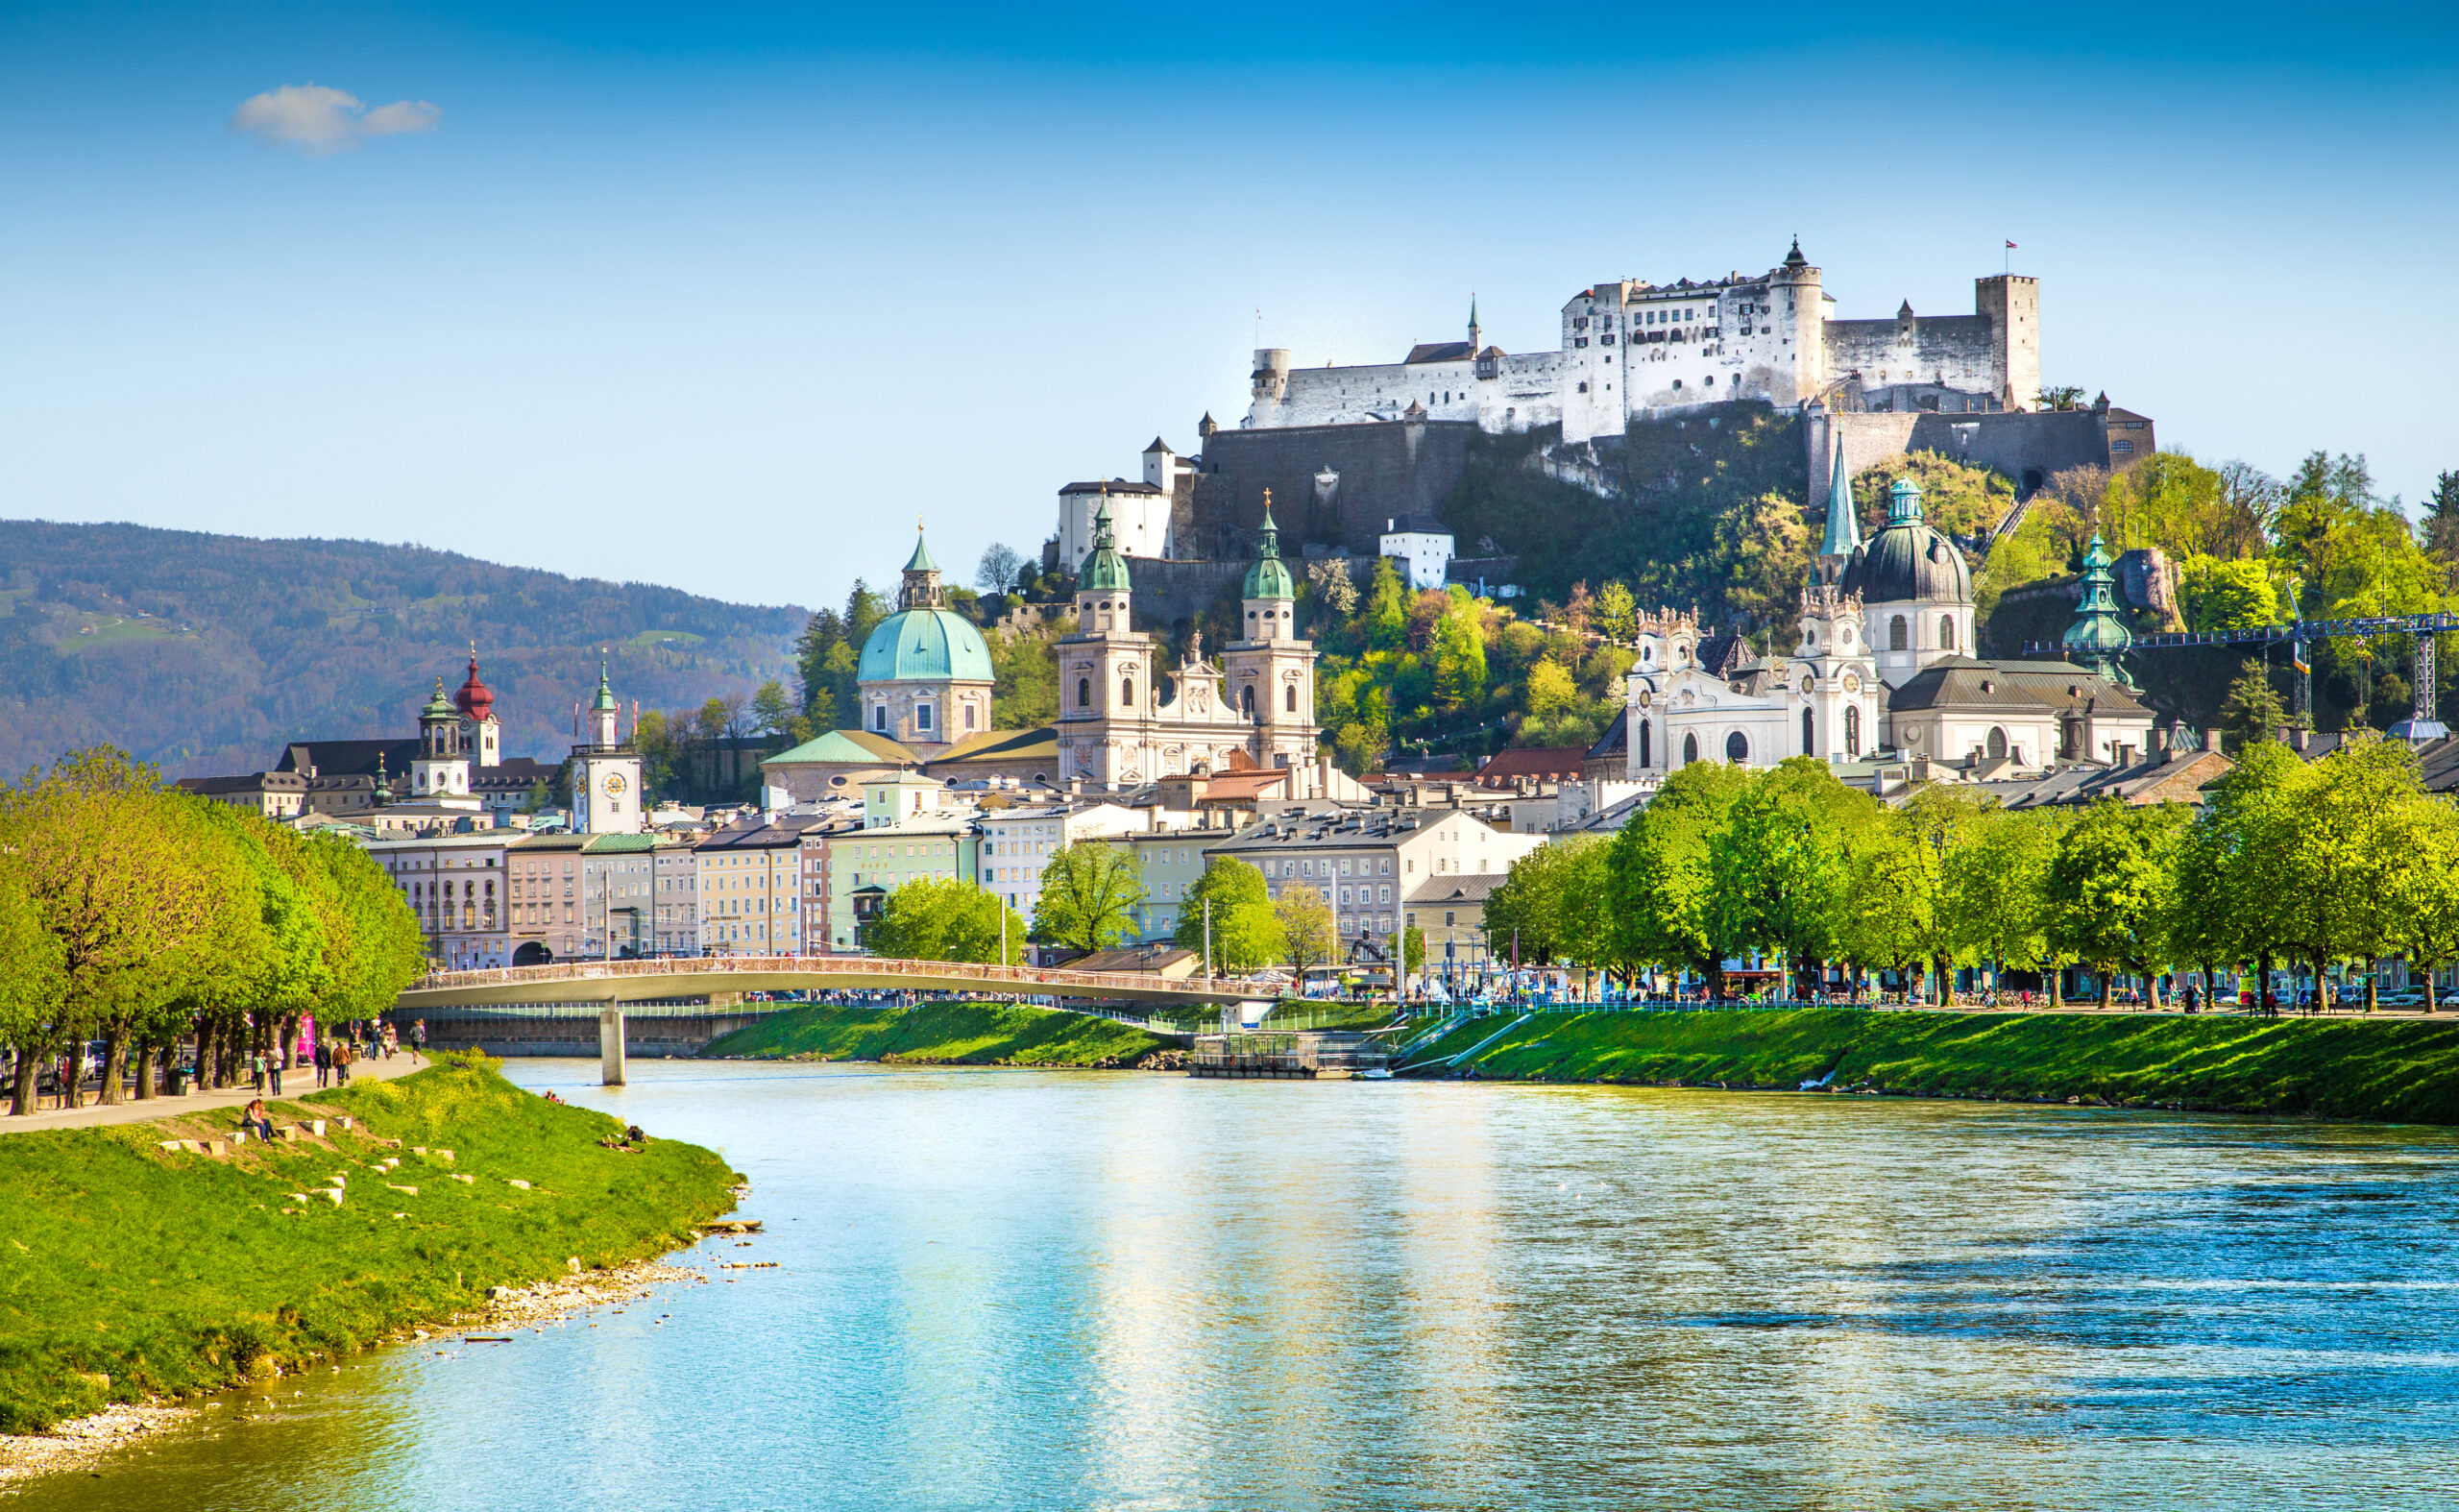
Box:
(860, 607), (995, 683)
(421, 677), (456, 721)
(2061, 535), (2134, 686)
(1242, 498), (1295, 600)
(590, 657), (619, 713)
(1078, 500), (1132, 593)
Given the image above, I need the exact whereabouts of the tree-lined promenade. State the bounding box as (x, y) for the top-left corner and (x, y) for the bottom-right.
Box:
(1480, 732), (2459, 1012)
(0, 749), (426, 1114)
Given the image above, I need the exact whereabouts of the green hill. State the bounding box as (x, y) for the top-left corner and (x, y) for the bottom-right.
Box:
(0, 521), (806, 779)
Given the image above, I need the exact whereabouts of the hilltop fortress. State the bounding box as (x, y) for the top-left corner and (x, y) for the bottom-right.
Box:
(1245, 238), (2038, 442)
(1043, 242), (2151, 626)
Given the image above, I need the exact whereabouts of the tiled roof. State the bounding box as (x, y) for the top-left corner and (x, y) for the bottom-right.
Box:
(1475, 746), (1589, 785)
(1405, 873), (1507, 905)
(1403, 341), (1476, 364)
(764, 728), (921, 768)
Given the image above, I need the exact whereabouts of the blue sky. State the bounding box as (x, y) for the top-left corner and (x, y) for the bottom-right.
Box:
(3, 2), (2455, 611)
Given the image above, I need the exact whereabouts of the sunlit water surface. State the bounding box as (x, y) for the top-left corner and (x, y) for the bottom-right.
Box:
(29, 1060), (2459, 1511)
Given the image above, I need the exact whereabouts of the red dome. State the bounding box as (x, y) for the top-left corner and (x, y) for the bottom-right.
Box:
(453, 652), (496, 721)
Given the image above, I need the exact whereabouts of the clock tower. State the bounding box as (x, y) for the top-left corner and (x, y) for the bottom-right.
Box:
(571, 657), (645, 835)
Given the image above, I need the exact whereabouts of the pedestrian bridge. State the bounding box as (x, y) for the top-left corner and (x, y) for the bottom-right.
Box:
(395, 954), (1277, 1011)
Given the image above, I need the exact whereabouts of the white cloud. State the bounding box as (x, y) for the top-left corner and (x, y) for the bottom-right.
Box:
(229, 85), (440, 156)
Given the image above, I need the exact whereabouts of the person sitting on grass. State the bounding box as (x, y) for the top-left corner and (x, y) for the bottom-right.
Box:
(240, 1098), (274, 1143)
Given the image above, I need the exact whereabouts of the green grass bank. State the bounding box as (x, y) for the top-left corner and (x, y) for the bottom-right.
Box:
(701, 1001), (1177, 1067)
(1402, 1009), (2459, 1124)
(0, 1054), (738, 1432)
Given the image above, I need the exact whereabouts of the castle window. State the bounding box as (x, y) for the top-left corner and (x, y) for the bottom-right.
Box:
(1576, 382), (1588, 393)
(1845, 704), (1863, 755)
(2112, 439), (2135, 454)
(1705, 374), (1715, 385)
(1284, 684), (1298, 713)
(1672, 379), (1682, 389)
(1078, 677), (1091, 708)
(1121, 677), (1135, 706)
(916, 704), (933, 732)
(1601, 334), (1614, 344)
(1682, 732), (1699, 764)
(1575, 337), (1588, 348)
(1940, 615), (1957, 650)
(1889, 616), (1909, 651)
(1725, 731), (1749, 763)
(873, 706), (888, 731)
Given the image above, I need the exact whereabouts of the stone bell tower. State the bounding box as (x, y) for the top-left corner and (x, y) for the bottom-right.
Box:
(1221, 492), (1318, 769)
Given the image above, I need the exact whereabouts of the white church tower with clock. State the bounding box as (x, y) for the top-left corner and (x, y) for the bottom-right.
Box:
(570, 658), (645, 835)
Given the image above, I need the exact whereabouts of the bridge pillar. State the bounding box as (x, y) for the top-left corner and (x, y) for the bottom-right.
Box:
(600, 1003), (626, 1086)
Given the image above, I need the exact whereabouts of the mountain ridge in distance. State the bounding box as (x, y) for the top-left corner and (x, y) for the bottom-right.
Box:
(0, 519), (808, 780)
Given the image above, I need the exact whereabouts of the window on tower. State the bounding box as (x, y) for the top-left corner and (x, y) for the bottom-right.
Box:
(1079, 677), (1091, 708)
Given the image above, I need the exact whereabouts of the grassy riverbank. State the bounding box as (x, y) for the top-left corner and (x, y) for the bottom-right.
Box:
(1402, 1009), (2459, 1124)
(0, 1053), (738, 1432)
(701, 1001), (1177, 1067)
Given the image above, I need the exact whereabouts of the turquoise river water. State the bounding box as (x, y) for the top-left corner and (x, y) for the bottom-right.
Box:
(25, 1060), (2459, 1510)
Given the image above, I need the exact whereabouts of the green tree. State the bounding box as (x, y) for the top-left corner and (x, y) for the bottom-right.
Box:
(1834, 819), (1937, 998)
(989, 627), (1060, 729)
(1713, 491), (1814, 644)
(1274, 882), (1335, 982)
(2387, 797), (2459, 1011)
(1852, 451), (2016, 542)
(751, 679), (796, 743)
(1031, 842), (1145, 953)
(2277, 735), (2423, 1010)
(1604, 760), (1752, 993)
(1942, 808), (2068, 1001)
(1709, 760), (1872, 997)
(1430, 590), (1488, 716)
(1522, 660), (1578, 730)
(2179, 555), (2280, 631)
(2048, 799), (2185, 1009)
(1171, 858), (1284, 973)
(1387, 925), (1425, 977)
(2217, 666), (2288, 749)
(0, 837), (65, 1115)
(1593, 580), (1637, 642)
(866, 877), (1025, 963)
(1362, 558), (1409, 651)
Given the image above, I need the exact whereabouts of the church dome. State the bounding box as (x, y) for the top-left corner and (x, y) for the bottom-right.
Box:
(1840, 476), (1971, 605)
(1242, 496), (1295, 601)
(1079, 499), (1132, 593)
(452, 650), (496, 721)
(860, 607), (994, 683)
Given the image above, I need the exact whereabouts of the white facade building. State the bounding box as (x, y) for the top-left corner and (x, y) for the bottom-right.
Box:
(1378, 515), (1455, 592)
(977, 801), (1144, 918)
(365, 833), (511, 970)
(1055, 439), (1190, 570)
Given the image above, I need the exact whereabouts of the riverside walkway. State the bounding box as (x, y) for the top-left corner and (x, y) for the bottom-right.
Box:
(396, 954), (1278, 1011)
(0, 1052), (421, 1134)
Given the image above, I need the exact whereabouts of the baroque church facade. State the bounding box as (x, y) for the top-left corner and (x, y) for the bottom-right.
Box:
(1617, 453), (2156, 785)
(822, 504), (1327, 796)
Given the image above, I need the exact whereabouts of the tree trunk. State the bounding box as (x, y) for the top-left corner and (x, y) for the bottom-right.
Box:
(2048, 965), (2064, 1010)
(2147, 969), (2164, 1012)
(96, 1028), (127, 1106)
(2097, 966), (2113, 1012)
(281, 1013), (302, 1069)
(10, 1039), (40, 1117)
(133, 1042), (156, 1100)
(2313, 957), (2331, 1013)
(2256, 952), (2274, 1015)
(2365, 959), (2379, 1012)
(2202, 964), (2217, 1013)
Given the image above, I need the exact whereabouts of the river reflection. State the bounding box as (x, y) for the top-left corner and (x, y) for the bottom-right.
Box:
(31, 1061), (2459, 1511)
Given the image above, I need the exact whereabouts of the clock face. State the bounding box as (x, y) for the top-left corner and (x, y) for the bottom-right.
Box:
(602, 771), (628, 797)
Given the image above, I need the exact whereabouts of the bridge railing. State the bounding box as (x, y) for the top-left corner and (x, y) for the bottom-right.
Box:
(403, 954), (1278, 1003)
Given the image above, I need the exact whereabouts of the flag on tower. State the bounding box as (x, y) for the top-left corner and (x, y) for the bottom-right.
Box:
(2006, 240), (2017, 249)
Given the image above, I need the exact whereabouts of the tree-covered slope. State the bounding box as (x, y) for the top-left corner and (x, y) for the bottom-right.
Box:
(0, 521), (805, 778)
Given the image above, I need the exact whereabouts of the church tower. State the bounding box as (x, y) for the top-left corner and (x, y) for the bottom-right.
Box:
(1222, 493), (1318, 769)
(571, 657), (645, 835)
(411, 677), (475, 805)
(1816, 437), (1861, 586)
(1056, 498), (1159, 788)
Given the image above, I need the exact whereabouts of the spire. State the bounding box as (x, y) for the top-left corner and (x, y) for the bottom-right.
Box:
(2061, 534), (2136, 688)
(1077, 489), (1132, 593)
(899, 523), (946, 610)
(373, 751), (392, 805)
(1242, 489), (1295, 603)
(1468, 294), (1481, 350)
(1783, 236), (1807, 270)
(591, 655), (618, 713)
(1820, 442), (1861, 560)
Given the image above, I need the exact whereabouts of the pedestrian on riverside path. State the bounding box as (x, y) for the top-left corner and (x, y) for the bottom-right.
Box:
(249, 1050), (265, 1094)
(334, 1040), (353, 1086)
(268, 1051), (283, 1097)
(408, 1020), (426, 1064)
(314, 1037), (331, 1088)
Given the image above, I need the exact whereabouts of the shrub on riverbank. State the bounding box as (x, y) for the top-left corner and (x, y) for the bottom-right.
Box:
(701, 1001), (1175, 1067)
(0, 1053), (737, 1432)
(1404, 1009), (2459, 1123)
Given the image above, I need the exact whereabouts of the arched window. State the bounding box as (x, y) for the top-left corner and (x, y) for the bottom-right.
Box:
(1987, 726), (2008, 759)
(1078, 677), (1092, 709)
(1802, 708), (1815, 755)
(1889, 615), (1909, 651)
(1725, 730), (1749, 763)
(1284, 684), (1298, 713)
(1638, 719), (1651, 768)
(1682, 732), (1699, 765)
(1941, 615), (1957, 651)
(1844, 704), (1862, 755)
(1241, 685), (1254, 716)
(1121, 676), (1135, 707)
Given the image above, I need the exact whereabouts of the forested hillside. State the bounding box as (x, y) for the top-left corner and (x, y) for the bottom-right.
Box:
(0, 521), (804, 778)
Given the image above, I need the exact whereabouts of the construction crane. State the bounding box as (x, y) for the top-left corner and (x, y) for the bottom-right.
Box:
(2026, 610), (2455, 741)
